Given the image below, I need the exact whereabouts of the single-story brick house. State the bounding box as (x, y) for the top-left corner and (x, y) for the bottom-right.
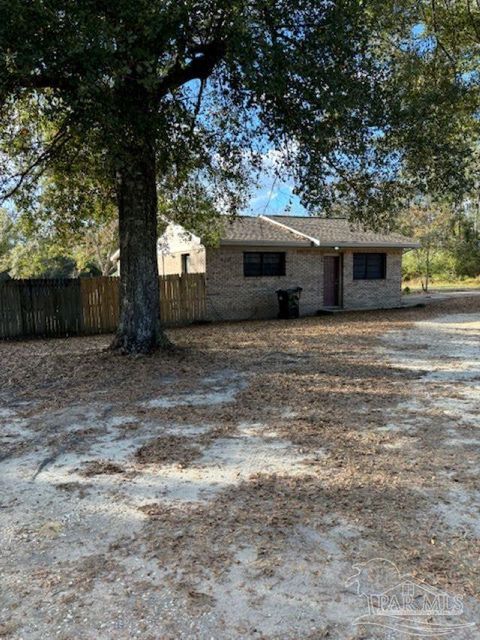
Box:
(205, 215), (419, 321)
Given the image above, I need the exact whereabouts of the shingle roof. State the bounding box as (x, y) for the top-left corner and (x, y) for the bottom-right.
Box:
(219, 216), (311, 246)
(218, 215), (419, 248)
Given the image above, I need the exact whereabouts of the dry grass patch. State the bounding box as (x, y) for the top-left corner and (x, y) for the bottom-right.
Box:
(80, 460), (125, 477)
(135, 435), (202, 466)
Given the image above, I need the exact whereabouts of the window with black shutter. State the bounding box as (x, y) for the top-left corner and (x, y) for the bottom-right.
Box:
(353, 253), (386, 280)
(244, 252), (286, 277)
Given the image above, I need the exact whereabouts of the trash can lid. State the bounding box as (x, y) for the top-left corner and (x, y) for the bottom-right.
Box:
(277, 287), (302, 296)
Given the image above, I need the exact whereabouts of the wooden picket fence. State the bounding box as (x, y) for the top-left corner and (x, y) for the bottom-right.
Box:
(0, 274), (206, 339)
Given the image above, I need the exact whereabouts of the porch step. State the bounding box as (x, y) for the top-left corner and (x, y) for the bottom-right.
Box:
(316, 307), (343, 315)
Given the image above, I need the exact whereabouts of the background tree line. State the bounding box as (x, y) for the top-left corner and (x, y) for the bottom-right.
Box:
(400, 199), (480, 290)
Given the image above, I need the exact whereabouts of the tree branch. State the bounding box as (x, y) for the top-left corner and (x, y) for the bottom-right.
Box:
(188, 78), (205, 138)
(466, 0), (480, 44)
(0, 125), (71, 203)
(428, 0), (457, 66)
(9, 73), (72, 92)
(156, 40), (226, 100)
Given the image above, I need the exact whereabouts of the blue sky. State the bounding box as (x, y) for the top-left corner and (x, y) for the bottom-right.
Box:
(243, 174), (308, 217)
(240, 145), (309, 217)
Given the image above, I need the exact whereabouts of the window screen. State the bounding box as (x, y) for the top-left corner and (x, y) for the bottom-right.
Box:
(353, 253), (386, 280)
(244, 252), (286, 277)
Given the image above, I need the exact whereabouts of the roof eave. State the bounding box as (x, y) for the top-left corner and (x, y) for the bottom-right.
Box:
(219, 239), (312, 247)
(218, 240), (420, 249)
(319, 241), (421, 249)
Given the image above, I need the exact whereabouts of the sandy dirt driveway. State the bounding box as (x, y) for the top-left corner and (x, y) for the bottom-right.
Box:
(0, 297), (479, 639)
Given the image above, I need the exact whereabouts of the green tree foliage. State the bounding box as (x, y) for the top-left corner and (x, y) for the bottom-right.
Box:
(5, 239), (76, 279)
(400, 200), (480, 288)
(0, 1), (478, 351)
(449, 213), (480, 277)
(1, 149), (118, 278)
(18, 138), (119, 277)
(0, 219), (114, 279)
(0, 209), (16, 268)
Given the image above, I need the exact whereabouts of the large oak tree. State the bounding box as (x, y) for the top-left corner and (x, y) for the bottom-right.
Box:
(0, 1), (475, 352)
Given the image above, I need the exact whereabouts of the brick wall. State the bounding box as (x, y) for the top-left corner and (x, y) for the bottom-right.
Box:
(205, 245), (402, 321)
(205, 245), (323, 321)
(342, 248), (402, 309)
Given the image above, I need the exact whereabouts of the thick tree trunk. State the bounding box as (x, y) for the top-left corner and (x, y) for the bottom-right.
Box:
(110, 140), (170, 353)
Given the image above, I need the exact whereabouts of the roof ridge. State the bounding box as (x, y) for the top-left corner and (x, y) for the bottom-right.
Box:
(259, 215), (320, 246)
(266, 214), (349, 220)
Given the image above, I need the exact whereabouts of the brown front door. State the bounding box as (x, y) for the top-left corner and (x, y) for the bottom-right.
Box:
(323, 256), (340, 307)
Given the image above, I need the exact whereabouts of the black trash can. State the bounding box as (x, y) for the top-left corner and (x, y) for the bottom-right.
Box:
(276, 287), (303, 319)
